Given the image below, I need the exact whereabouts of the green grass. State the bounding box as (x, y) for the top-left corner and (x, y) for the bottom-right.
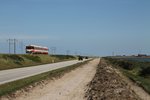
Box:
(0, 60), (90, 97)
(0, 54), (76, 70)
(122, 69), (150, 94)
(104, 57), (150, 94)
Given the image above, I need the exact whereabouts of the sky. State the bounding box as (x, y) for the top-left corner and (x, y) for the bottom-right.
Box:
(0, 0), (150, 56)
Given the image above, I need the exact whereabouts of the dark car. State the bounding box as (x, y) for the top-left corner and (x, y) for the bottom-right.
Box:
(78, 56), (83, 60)
(85, 56), (88, 59)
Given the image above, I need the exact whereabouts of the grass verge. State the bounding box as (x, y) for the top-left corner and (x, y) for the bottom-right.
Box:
(122, 69), (150, 94)
(0, 59), (91, 97)
(0, 54), (76, 70)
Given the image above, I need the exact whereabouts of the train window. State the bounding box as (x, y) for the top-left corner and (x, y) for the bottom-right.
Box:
(26, 46), (34, 49)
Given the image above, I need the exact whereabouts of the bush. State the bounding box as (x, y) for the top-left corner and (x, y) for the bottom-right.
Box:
(117, 61), (133, 70)
(104, 57), (133, 70)
(2, 55), (24, 62)
(140, 66), (150, 77)
(23, 55), (41, 62)
(51, 55), (75, 60)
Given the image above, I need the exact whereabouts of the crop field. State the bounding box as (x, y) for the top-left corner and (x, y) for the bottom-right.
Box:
(104, 57), (150, 94)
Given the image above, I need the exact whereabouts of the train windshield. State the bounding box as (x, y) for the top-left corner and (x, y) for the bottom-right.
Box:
(26, 46), (34, 49)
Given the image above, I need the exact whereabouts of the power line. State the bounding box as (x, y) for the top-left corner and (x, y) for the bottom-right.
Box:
(7, 39), (13, 54)
(7, 39), (18, 54)
(51, 47), (56, 55)
(19, 41), (24, 54)
(14, 39), (16, 54)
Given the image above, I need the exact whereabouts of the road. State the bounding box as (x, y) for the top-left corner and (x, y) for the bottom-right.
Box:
(11, 59), (99, 100)
(0, 60), (86, 85)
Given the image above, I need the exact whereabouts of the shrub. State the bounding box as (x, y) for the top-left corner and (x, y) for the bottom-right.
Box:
(140, 66), (150, 77)
(23, 55), (41, 62)
(2, 55), (24, 62)
(117, 61), (133, 70)
(51, 55), (75, 60)
(104, 57), (133, 70)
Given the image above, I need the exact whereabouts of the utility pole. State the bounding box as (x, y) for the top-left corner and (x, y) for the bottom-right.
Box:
(53, 47), (56, 54)
(112, 52), (114, 56)
(8, 39), (11, 54)
(66, 50), (70, 55)
(139, 49), (142, 54)
(14, 39), (17, 54)
(7, 39), (18, 54)
(14, 39), (16, 54)
(51, 47), (56, 55)
(7, 39), (13, 54)
(19, 41), (24, 54)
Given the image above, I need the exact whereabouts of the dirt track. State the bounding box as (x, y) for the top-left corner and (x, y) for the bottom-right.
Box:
(85, 59), (141, 100)
(8, 59), (99, 100)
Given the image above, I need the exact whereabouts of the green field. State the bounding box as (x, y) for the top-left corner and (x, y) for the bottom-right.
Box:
(0, 54), (76, 70)
(104, 57), (150, 94)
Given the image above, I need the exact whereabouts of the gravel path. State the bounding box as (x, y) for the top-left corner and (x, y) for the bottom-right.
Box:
(85, 59), (141, 100)
(10, 59), (99, 100)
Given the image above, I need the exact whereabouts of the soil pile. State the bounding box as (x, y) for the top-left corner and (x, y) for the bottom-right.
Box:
(85, 60), (140, 100)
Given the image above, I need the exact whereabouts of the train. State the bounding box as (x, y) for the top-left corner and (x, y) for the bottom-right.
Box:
(26, 45), (49, 54)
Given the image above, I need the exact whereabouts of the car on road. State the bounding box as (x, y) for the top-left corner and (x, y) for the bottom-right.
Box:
(78, 56), (83, 60)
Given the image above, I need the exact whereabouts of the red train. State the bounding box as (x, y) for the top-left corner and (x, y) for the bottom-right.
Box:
(26, 45), (49, 54)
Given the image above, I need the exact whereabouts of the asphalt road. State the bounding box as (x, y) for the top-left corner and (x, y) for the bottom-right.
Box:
(0, 60), (86, 85)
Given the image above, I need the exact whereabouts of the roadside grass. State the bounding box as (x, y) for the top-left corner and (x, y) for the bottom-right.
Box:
(0, 60), (91, 97)
(104, 57), (150, 94)
(0, 54), (76, 70)
(122, 69), (150, 94)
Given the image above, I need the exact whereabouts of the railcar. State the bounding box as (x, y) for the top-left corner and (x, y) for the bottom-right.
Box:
(26, 45), (49, 54)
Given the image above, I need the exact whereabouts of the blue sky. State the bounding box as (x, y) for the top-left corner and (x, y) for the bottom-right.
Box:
(0, 0), (150, 56)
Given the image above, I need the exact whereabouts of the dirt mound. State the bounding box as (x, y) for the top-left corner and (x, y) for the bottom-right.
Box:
(85, 60), (140, 100)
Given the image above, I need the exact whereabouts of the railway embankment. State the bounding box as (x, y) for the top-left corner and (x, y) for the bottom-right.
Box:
(104, 57), (150, 100)
(85, 59), (140, 100)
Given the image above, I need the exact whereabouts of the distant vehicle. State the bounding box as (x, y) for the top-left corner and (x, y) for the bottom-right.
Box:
(26, 45), (49, 54)
(85, 56), (88, 59)
(78, 56), (83, 60)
